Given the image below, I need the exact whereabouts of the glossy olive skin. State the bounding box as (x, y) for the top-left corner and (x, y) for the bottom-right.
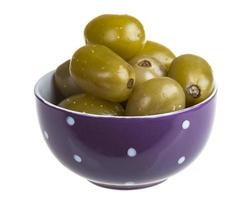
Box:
(59, 94), (124, 115)
(54, 60), (83, 98)
(84, 14), (145, 60)
(168, 54), (214, 106)
(126, 77), (185, 116)
(136, 41), (175, 72)
(129, 55), (166, 88)
(70, 44), (135, 102)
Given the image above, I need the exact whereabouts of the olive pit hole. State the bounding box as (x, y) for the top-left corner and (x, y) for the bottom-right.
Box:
(137, 59), (152, 67)
(127, 78), (134, 89)
(186, 84), (201, 98)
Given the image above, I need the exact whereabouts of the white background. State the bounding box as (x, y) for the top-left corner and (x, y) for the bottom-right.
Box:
(0, 0), (250, 199)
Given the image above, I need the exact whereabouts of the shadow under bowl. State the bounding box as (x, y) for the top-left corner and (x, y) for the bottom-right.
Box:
(34, 70), (217, 189)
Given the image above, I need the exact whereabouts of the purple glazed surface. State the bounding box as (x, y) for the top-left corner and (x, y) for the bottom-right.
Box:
(35, 71), (216, 189)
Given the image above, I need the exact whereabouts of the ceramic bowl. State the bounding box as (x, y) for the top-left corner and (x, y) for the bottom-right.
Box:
(35, 70), (217, 189)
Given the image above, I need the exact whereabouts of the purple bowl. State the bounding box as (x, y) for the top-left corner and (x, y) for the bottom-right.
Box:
(35, 70), (217, 189)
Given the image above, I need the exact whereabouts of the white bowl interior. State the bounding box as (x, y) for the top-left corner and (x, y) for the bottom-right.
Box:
(35, 71), (59, 104)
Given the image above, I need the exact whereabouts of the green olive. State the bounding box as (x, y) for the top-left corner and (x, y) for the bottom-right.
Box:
(59, 94), (124, 115)
(70, 44), (135, 102)
(54, 60), (83, 97)
(84, 14), (145, 60)
(135, 40), (175, 72)
(128, 55), (166, 88)
(125, 77), (185, 116)
(168, 54), (214, 106)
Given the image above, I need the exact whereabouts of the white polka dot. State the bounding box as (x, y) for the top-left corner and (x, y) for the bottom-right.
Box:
(127, 148), (137, 157)
(182, 120), (190, 129)
(124, 181), (135, 186)
(73, 154), (82, 163)
(43, 130), (49, 140)
(178, 156), (186, 165)
(66, 116), (75, 126)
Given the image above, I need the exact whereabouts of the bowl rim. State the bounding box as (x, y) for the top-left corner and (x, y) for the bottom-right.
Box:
(34, 70), (217, 119)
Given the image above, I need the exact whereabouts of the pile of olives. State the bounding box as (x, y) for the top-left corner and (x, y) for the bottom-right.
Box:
(54, 14), (214, 116)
